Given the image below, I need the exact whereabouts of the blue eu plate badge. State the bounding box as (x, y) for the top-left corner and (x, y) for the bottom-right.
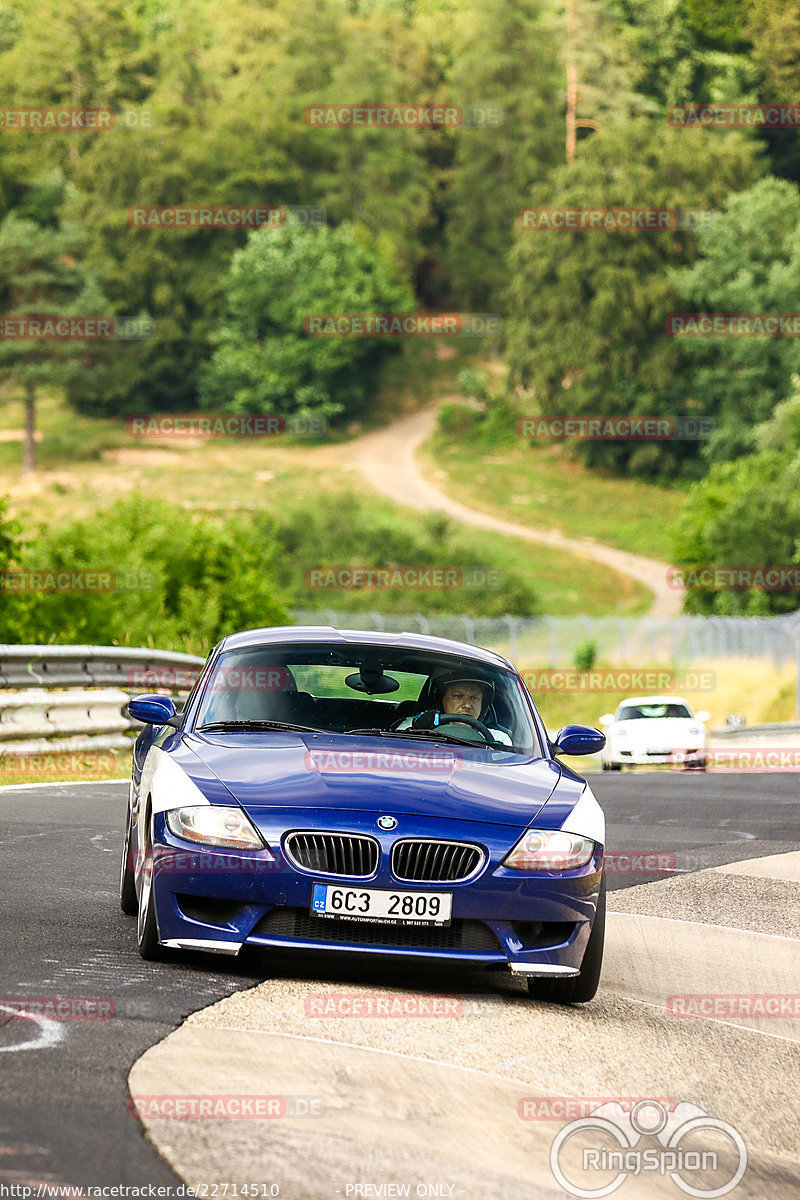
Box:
(312, 883), (328, 912)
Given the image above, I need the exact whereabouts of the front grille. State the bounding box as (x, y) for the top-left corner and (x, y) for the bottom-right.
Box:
(284, 831), (379, 878)
(391, 838), (484, 883)
(250, 907), (502, 953)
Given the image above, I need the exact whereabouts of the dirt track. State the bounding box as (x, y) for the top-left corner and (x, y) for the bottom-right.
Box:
(338, 408), (681, 619)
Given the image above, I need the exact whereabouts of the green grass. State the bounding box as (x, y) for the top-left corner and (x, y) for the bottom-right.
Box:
(1, 381), (653, 619)
(0, 746), (131, 787)
(425, 422), (686, 562)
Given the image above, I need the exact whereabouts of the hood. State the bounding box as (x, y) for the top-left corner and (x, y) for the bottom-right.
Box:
(180, 730), (562, 829)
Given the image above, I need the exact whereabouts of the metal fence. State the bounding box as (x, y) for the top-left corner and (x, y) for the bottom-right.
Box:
(294, 609), (800, 715)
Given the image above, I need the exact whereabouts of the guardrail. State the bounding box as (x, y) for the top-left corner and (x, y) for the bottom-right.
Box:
(709, 720), (800, 745)
(0, 645), (205, 756)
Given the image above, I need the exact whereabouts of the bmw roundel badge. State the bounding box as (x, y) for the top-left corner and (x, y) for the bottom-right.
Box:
(377, 815), (398, 830)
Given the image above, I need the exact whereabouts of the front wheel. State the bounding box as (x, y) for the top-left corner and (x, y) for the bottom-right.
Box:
(120, 806), (138, 915)
(137, 812), (162, 960)
(527, 875), (606, 1005)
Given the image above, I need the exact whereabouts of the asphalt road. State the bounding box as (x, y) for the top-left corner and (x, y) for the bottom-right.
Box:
(1, 772), (798, 1189)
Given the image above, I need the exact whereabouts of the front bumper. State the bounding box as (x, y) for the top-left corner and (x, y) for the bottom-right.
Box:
(612, 746), (705, 766)
(149, 810), (603, 976)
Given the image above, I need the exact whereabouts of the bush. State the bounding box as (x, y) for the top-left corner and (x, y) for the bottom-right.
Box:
(199, 218), (415, 426)
(574, 639), (598, 672)
(5, 495), (289, 654)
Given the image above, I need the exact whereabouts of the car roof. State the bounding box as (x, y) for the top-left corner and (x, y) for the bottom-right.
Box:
(218, 625), (514, 670)
(617, 695), (690, 706)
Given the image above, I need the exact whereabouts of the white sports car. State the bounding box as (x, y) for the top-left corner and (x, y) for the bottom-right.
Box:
(599, 696), (709, 771)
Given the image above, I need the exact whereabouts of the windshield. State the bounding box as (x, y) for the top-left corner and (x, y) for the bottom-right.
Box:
(617, 703), (692, 720)
(193, 641), (540, 755)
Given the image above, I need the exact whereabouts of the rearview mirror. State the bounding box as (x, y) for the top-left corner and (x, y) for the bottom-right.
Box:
(553, 724), (606, 757)
(128, 694), (179, 726)
(599, 713), (615, 726)
(695, 710), (710, 722)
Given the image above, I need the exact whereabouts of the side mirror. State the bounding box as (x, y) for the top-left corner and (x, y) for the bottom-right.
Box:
(695, 710), (710, 723)
(599, 713), (615, 726)
(128, 693), (179, 726)
(553, 724), (606, 757)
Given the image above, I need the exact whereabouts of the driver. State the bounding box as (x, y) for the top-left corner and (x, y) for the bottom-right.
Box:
(398, 670), (512, 745)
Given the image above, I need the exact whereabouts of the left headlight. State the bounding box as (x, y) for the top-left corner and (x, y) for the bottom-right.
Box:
(503, 829), (596, 872)
(166, 806), (265, 850)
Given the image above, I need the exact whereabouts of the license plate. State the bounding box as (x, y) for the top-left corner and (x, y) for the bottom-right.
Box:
(310, 883), (452, 926)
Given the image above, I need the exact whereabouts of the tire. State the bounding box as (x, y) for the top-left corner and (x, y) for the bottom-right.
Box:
(609, 760), (622, 772)
(136, 811), (162, 960)
(527, 875), (606, 1005)
(119, 806), (138, 915)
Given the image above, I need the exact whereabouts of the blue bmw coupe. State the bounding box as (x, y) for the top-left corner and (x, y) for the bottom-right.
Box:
(121, 626), (606, 1004)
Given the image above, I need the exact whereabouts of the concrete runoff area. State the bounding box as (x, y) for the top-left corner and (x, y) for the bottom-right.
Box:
(129, 852), (800, 1198)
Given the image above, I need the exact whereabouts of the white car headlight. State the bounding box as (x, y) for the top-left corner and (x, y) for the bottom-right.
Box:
(503, 829), (596, 872)
(166, 806), (265, 850)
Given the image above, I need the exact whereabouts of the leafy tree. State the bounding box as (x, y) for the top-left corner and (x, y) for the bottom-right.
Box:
(671, 175), (800, 463)
(505, 121), (760, 478)
(671, 375), (800, 613)
(441, 0), (562, 311)
(0, 208), (110, 470)
(671, 450), (800, 613)
(199, 219), (415, 424)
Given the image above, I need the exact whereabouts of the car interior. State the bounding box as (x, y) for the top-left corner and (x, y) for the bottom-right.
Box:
(196, 644), (524, 747)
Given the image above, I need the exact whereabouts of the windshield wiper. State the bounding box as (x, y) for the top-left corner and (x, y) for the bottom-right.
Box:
(197, 720), (323, 734)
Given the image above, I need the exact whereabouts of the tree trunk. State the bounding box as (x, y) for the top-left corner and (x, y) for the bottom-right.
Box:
(565, 0), (578, 165)
(23, 381), (36, 473)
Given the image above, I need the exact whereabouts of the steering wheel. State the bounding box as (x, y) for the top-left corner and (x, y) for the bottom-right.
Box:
(434, 714), (496, 742)
(391, 710), (496, 743)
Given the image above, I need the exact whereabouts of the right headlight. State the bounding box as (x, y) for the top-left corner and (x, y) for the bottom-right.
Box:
(503, 829), (596, 872)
